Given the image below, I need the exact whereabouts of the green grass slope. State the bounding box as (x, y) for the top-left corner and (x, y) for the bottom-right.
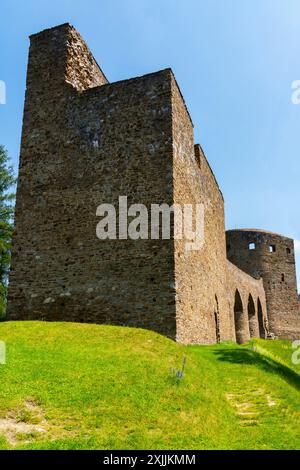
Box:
(0, 321), (299, 450)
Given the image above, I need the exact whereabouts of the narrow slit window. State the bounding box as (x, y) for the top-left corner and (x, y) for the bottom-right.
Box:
(286, 247), (291, 254)
(281, 273), (285, 282)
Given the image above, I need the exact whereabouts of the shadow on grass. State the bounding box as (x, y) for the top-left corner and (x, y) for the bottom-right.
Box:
(214, 348), (300, 392)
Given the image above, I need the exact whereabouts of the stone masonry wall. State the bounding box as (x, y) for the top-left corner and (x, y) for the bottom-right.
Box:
(171, 74), (233, 344)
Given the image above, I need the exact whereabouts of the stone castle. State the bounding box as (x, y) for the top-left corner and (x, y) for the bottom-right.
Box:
(7, 23), (300, 344)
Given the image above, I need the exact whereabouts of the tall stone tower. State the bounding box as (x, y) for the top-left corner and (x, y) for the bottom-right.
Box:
(6, 24), (177, 337)
(226, 229), (299, 339)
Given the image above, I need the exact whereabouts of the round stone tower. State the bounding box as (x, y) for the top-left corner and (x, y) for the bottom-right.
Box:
(226, 229), (299, 339)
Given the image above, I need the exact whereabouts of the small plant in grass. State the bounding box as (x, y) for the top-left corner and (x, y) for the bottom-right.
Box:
(170, 356), (187, 384)
(16, 409), (33, 424)
(15, 408), (40, 425)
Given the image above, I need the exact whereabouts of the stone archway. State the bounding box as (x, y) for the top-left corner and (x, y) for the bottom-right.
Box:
(257, 298), (266, 338)
(234, 290), (246, 344)
(248, 294), (259, 338)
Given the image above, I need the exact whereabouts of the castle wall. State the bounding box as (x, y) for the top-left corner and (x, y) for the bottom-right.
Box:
(171, 74), (233, 343)
(156, 77), (268, 345)
(226, 229), (300, 339)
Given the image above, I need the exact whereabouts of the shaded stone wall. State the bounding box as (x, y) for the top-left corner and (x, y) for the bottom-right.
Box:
(226, 229), (300, 339)
(173, 121), (232, 344)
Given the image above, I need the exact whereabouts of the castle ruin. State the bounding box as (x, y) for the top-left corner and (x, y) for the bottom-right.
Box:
(7, 24), (300, 343)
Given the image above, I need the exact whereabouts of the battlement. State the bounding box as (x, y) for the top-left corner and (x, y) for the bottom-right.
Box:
(227, 228), (294, 241)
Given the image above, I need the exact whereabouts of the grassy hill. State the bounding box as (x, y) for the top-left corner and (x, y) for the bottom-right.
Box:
(0, 321), (299, 450)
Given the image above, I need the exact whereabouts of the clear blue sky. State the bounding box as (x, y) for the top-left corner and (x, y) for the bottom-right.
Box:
(0, 0), (299, 290)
